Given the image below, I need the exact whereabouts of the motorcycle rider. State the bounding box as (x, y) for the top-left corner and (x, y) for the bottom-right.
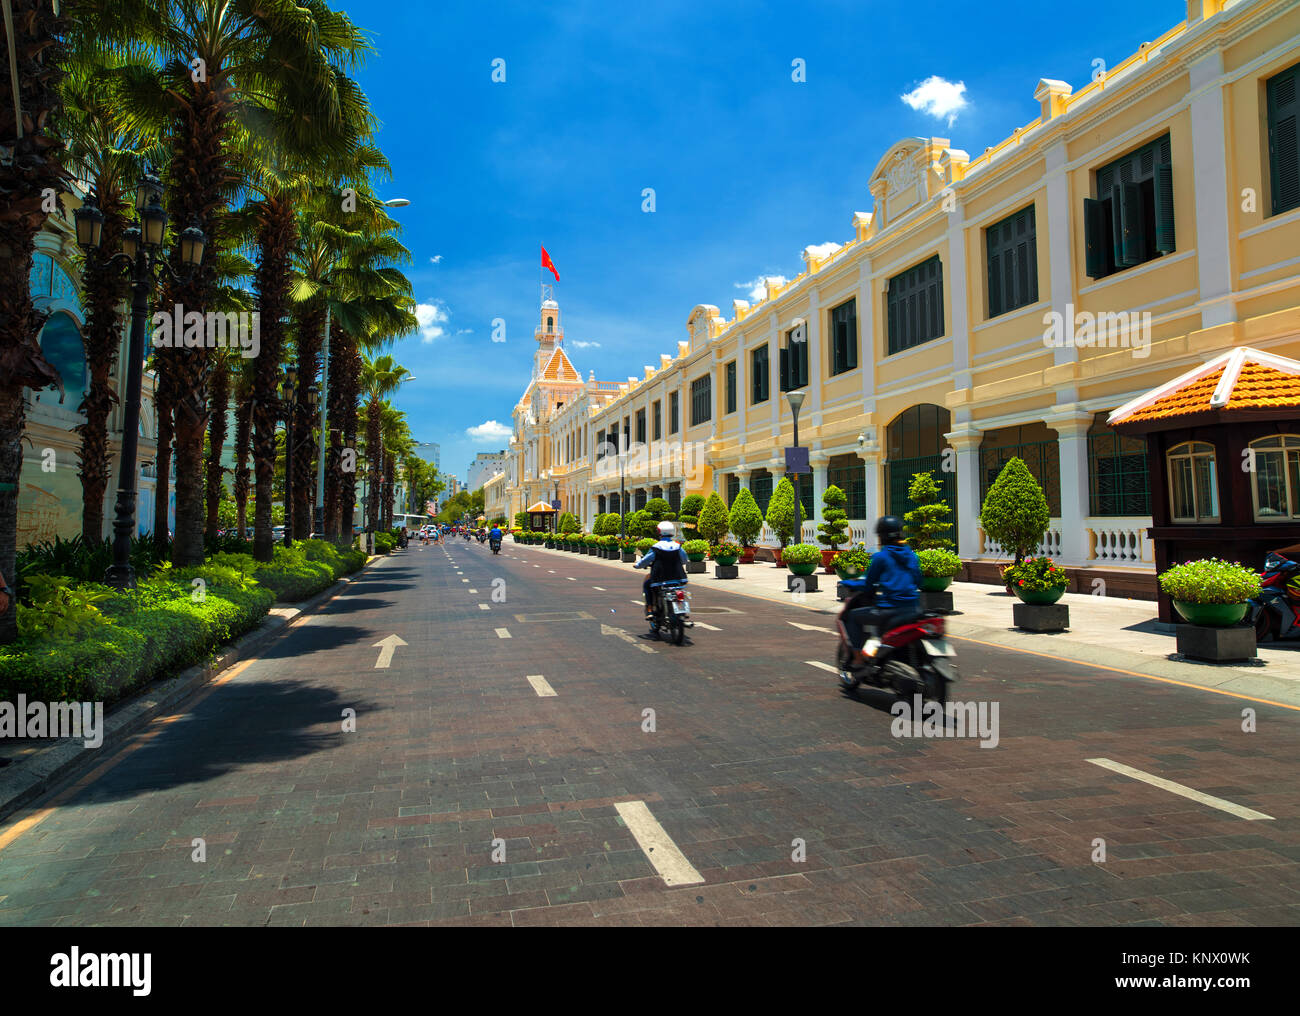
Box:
(489, 524), (503, 550)
(633, 521), (688, 622)
(842, 515), (921, 661)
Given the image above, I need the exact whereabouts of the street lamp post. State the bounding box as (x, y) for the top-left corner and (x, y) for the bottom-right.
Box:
(75, 174), (206, 590)
(787, 388), (806, 542)
(618, 430), (627, 540)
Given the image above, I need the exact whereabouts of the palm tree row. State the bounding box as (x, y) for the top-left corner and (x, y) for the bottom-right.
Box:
(0, 1), (423, 643)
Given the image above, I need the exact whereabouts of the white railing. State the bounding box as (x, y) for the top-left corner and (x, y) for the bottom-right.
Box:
(1086, 516), (1153, 566)
(981, 520), (1063, 559)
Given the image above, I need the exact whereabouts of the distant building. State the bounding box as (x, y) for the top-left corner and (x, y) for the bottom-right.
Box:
(467, 450), (506, 492)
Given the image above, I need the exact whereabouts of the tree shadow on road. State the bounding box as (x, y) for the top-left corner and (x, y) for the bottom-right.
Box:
(317, 597), (395, 615)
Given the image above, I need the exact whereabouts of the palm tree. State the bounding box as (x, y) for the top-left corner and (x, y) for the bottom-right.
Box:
(230, 357), (252, 537)
(358, 355), (408, 532)
(379, 404), (411, 530)
(0, 0), (71, 642)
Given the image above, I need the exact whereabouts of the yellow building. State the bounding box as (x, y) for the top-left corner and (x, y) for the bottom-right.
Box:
(510, 0), (1300, 592)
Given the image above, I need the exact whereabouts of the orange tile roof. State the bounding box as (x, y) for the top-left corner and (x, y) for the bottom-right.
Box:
(1110, 348), (1300, 426)
(541, 347), (580, 382)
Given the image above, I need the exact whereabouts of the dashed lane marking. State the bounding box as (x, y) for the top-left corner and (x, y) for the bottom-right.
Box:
(1086, 758), (1274, 821)
(693, 621), (722, 631)
(526, 674), (557, 697)
(495, 628), (512, 639)
(478, 604), (490, 611)
(614, 801), (704, 887)
(805, 660), (839, 674)
(592, 586), (606, 591)
(469, 588), (478, 593)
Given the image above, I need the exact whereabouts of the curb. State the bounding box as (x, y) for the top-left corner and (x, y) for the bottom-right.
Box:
(0, 556), (382, 825)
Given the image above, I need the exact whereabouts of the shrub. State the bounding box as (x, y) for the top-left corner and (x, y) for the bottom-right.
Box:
(979, 457), (1050, 564)
(708, 541), (741, 560)
(644, 497), (672, 521)
(14, 573), (115, 640)
(635, 538), (655, 553)
(765, 477), (798, 547)
(698, 492), (730, 543)
(617, 537), (637, 552)
(781, 542), (821, 566)
(626, 509), (657, 539)
(905, 471), (954, 552)
(682, 539), (709, 557)
(374, 531), (396, 554)
(679, 494), (705, 535)
(16, 533), (166, 590)
(584, 534), (599, 546)
(514, 511), (529, 530)
(1158, 558), (1261, 605)
(728, 488), (763, 548)
(558, 511), (580, 533)
(816, 484), (849, 551)
(917, 548), (962, 578)
(1002, 556), (1068, 592)
(832, 545), (871, 573)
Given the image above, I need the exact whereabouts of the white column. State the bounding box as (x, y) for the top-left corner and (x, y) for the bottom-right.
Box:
(810, 453), (828, 524)
(1044, 140), (1077, 396)
(1189, 49), (1234, 327)
(857, 262), (876, 402)
(856, 429), (882, 524)
(946, 199), (971, 390)
(1048, 408), (1093, 567)
(946, 428), (983, 560)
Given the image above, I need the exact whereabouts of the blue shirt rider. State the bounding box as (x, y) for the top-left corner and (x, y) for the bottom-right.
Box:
(489, 526), (502, 541)
(841, 515), (921, 659)
(633, 521), (688, 618)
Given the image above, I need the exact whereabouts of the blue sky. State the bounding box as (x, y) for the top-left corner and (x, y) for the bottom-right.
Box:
(344, 0), (1182, 484)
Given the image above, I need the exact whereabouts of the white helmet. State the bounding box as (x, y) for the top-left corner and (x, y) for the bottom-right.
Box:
(657, 521), (676, 537)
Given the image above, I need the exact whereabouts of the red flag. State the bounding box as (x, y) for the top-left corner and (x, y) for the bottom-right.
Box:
(541, 245), (560, 282)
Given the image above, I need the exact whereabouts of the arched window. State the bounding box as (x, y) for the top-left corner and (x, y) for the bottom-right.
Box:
(38, 311), (86, 409)
(1250, 435), (1300, 521)
(980, 422), (1060, 516)
(546, 316), (554, 333)
(726, 474), (739, 505)
(886, 404), (956, 528)
(827, 454), (866, 519)
(1167, 441), (1219, 522)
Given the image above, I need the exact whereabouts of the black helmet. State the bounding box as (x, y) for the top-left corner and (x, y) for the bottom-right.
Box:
(875, 515), (904, 542)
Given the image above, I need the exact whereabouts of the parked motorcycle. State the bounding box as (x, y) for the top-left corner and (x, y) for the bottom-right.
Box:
(1248, 547), (1300, 642)
(834, 593), (956, 704)
(647, 579), (692, 645)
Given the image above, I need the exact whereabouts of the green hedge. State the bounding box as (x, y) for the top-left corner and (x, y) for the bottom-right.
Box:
(0, 538), (367, 704)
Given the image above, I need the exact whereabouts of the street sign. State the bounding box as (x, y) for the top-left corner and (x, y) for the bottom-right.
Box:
(785, 446), (809, 474)
(551, 499), (561, 510)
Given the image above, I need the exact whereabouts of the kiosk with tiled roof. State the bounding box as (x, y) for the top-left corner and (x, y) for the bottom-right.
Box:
(1110, 347), (1300, 623)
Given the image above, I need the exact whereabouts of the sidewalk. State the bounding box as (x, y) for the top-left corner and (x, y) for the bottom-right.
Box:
(507, 541), (1300, 709)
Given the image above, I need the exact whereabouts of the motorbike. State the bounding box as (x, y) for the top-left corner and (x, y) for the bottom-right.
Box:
(1248, 548), (1300, 642)
(646, 579), (692, 645)
(398, 533), (409, 549)
(834, 592), (956, 705)
(489, 537), (501, 555)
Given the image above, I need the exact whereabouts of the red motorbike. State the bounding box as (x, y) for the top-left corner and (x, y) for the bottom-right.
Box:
(835, 593), (957, 704)
(1248, 547), (1300, 642)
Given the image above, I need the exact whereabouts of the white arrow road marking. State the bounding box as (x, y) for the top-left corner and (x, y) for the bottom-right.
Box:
(461, 579), (469, 583)
(614, 801), (703, 887)
(789, 621), (834, 633)
(805, 660), (839, 674)
(478, 604), (490, 611)
(1086, 758), (1274, 821)
(469, 588), (478, 593)
(372, 634), (407, 669)
(526, 674), (557, 697)
(601, 622), (656, 654)
(693, 621), (721, 631)
(592, 586), (606, 591)
(495, 628), (511, 639)
(566, 576), (575, 581)
(548, 570), (555, 574)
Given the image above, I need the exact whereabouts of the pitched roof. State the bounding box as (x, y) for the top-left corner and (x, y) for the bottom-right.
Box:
(525, 501), (557, 513)
(540, 346), (581, 383)
(1108, 347), (1300, 427)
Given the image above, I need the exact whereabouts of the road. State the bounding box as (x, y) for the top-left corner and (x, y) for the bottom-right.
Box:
(1, 538), (1298, 926)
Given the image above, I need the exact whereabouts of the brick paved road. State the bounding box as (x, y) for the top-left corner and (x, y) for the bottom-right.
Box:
(1, 540), (1297, 926)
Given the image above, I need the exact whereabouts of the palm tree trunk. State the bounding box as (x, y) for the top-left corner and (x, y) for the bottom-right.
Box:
(0, 0), (70, 643)
(153, 369), (174, 555)
(233, 372), (251, 538)
(75, 183), (128, 544)
(205, 356), (229, 536)
(383, 451), (395, 529)
(366, 399), (381, 532)
(292, 302), (325, 540)
(252, 195), (295, 562)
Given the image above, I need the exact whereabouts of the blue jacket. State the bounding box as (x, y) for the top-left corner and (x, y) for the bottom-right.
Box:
(843, 542), (920, 610)
(489, 527), (502, 539)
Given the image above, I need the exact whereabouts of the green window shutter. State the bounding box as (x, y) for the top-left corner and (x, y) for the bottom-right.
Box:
(779, 346), (789, 391)
(1118, 181), (1144, 266)
(1084, 198), (1108, 278)
(987, 227), (1002, 318)
(1268, 64), (1299, 216)
(1154, 162), (1175, 253)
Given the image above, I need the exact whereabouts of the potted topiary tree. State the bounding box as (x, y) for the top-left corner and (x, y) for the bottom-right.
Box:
(682, 539), (709, 564)
(980, 457), (1050, 576)
(619, 536), (637, 563)
(644, 497), (672, 524)
(816, 484), (850, 572)
(698, 492), (730, 546)
(832, 544), (870, 580)
(917, 548), (962, 591)
(782, 542), (822, 593)
(709, 539), (741, 578)
(1159, 557), (1262, 662)
(728, 488), (763, 563)
(678, 494), (705, 540)
(1002, 556), (1070, 632)
(765, 477), (797, 567)
(905, 471), (954, 552)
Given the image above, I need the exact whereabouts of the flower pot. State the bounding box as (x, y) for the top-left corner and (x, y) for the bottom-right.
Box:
(621, 551), (636, 563)
(773, 549), (784, 567)
(920, 575), (953, 592)
(686, 553), (706, 562)
(739, 547), (755, 564)
(1014, 585), (1066, 605)
(713, 555), (738, 567)
(788, 561), (818, 576)
(820, 549), (837, 568)
(1172, 600), (1248, 628)
(834, 567), (864, 581)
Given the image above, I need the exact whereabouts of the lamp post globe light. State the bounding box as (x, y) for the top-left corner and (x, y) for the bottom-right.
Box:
(74, 174), (206, 590)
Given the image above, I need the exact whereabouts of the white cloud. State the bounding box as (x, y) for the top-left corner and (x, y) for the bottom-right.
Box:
(804, 242), (839, 260)
(736, 275), (788, 303)
(456, 328), (474, 335)
(429, 255), (443, 264)
(901, 75), (968, 126)
(467, 420), (512, 442)
(415, 301), (449, 342)
(570, 340), (601, 349)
